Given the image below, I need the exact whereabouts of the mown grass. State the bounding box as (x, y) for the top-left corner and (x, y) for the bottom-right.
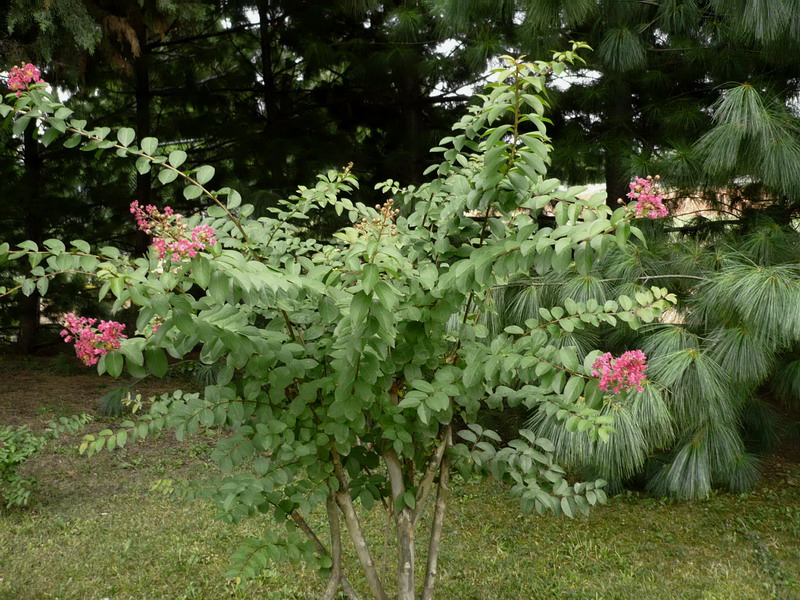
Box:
(1, 360), (799, 599)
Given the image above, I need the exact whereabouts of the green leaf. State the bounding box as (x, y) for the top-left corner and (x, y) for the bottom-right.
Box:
(552, 247), (572, 272)
(63, 134), (82, 148)
(319, 296), (338, 323)
(105, 352), (124, 378)
(174, 311), (194, 333)
(43, 239), (66, 253)
(41, 128), (61, 147)
(362, 264), (379, 294)
(50, 107), (70, 120)
(110, 277), (125, 299)
(158, 169), (179, 185)
(36, 277), (49, 296)
(419, 264), (437, 289)
(168, 150), (187, 168)
(192, 257), (211, 287)
(427, 391), (450, 412)
(616, 221), (631, 249)
(561, 496), (574, 518)
(412, 380), (435, 393)
(225, 189), (242, 209)
(563, 376), (584, 403)
(398, 395), (422, 409)
(350, 291), (371, 324)
(184, 185), (203, 200)
(146, 348), (169, 378)
(417, 404), (430, 425)
(574, 244), (593, 276)
(136, 157), (151, 175)
(141, 137), (158, 155)
(209, 271), (228, 304)
(116, 127), (135, 147)
(12, 116), (31, 137)
(195, 165), (215, 185)
(374, 281), (397, 311)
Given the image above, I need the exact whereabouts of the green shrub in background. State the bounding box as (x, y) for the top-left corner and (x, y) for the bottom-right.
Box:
(0, 424), (45, 508)
(0, 414), (93, 509)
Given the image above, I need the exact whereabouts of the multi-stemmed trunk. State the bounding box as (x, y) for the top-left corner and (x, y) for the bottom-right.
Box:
(291, 426), (452, 600)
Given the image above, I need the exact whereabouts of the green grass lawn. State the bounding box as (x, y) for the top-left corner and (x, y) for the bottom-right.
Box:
(1, 358), (799, 600)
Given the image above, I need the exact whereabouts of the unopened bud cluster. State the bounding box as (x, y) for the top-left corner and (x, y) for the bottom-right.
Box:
(355, 198), (400, 236)
(130, 201), (216, 261)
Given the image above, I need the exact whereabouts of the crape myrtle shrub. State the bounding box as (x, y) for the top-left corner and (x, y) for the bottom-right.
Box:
(0, 50), (675, 600)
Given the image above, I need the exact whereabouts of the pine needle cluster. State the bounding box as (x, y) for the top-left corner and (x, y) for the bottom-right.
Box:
(493, 214), (800, 499)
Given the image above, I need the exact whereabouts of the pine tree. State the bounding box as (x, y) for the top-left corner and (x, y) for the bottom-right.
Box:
(434, 0), (800, 207)
(481, 212), (800, 498)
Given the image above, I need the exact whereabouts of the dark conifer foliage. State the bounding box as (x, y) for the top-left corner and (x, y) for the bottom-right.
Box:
(0, 0), (486, 348)
(435, 0), (800, 207)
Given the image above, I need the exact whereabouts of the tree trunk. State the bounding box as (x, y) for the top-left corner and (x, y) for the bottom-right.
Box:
(385, 448), (416, 600)
(333, 450), (389, 600)
(421, 430), (451, 600)
(401, 59), (423, 186)
(133, 37), (153, 255)
(288, 508), (361, 600)
(320, 494), (345, 600)
(603, 77), (632, 209)
(396, 508), (416, 600)
(257, 0), (279, 122)
(257, 0), (289, 194)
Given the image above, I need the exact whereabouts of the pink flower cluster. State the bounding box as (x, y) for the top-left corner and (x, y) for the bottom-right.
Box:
(60, 313), (127, 366)
(130, 201), (216, 261)
(591, 350), (648, 393)
(6, 63), (45, 97)
(627, 176), (667, 219)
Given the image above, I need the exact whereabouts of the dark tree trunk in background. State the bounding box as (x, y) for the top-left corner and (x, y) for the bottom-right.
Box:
(402, 63), (424, 186)
(603, 78), (632, 209)
(133, 27), (152, 256)
(257, 0), (285, 191)
(17, 128), (42, 354)
(258, 0), (279, 121)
